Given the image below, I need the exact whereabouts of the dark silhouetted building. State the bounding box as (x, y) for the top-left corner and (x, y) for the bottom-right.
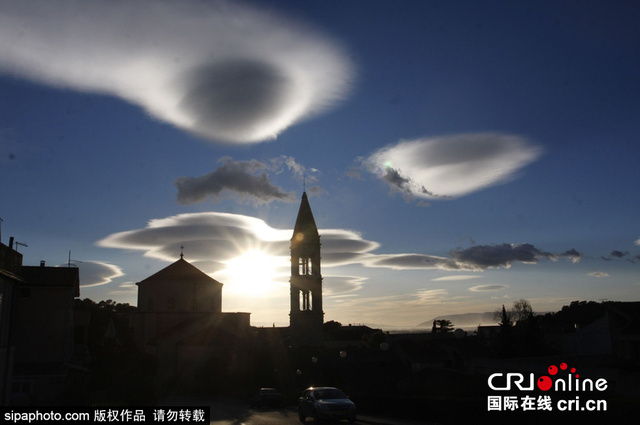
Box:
(135, 254), (251, 393)
(11, 261), (79, 405)
(0, 241), (23, 404)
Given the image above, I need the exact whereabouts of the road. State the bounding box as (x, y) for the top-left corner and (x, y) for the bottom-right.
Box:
(210, 400), (436, 425)
(162, 398), (435, 425)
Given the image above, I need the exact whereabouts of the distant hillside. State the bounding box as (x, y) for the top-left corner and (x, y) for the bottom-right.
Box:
(418, 312), (497, 330)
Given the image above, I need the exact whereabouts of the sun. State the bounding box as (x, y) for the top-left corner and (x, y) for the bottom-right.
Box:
(219, 250), (288, 297)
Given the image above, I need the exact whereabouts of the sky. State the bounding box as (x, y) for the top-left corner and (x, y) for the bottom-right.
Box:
(1, 0), (639, 328)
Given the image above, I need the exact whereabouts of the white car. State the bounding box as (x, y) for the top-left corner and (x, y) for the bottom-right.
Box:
(298, 387), (357, 423)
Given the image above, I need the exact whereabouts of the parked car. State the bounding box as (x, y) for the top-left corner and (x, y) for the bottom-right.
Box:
(298, 387), (356, 423)
(250, 387), (284, 408)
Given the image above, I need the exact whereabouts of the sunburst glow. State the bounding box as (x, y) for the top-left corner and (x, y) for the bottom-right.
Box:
(217, 250), (289, 297)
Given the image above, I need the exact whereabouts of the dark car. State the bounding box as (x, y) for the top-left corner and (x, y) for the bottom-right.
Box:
(250, 387), (284, 408)
(298, 387), (356, 423)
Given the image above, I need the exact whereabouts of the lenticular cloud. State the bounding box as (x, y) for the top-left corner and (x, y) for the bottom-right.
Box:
(365, 133), (542, 200)
(0, 0), (353, 143)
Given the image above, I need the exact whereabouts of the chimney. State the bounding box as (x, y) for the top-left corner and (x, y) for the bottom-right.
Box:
(40, 260), (46, 267)
(9, 237), (14, 250)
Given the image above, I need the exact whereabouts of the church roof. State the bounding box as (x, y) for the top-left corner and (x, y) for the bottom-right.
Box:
(292, 192), (319, 241)
(136, 256), (222, 286)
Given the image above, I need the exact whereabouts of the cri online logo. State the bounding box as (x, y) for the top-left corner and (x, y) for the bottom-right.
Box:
(538, 362), (572, 391)
(488, 362), (608, 392)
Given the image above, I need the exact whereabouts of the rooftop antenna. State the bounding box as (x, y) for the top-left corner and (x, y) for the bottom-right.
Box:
(67, 250), (82, 267)
(14, 240), (28, 252)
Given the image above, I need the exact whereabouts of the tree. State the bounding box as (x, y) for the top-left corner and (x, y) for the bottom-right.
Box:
(494, 299), (548, 357)
(432, 319), (454, 333)
(494, 299), (534, 327)
(511, 299), (534, 325)
(495, 304), (513, 328)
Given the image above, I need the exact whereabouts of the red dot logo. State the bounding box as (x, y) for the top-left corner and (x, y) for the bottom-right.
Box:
(560, 362), (567, 370)
(548, 365), (558, 375)
(571, 367), (576, 373)
(537, 376), (553, 391)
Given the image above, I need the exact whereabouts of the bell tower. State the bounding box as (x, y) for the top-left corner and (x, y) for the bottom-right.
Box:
(289, 192), (323, 347)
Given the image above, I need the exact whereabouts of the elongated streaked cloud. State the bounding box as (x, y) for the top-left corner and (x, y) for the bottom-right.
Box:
(610, 250), (629, 258)
(323, 275), (367, 295)
(412, 289), (449, 303)
(0, 0), (353, 143)
(469, 284), (509, 292)
(362, 253), (460, 271)
(106, 282), (137, 297)
(588, 271), (609, 278)
(450, 243), (581, 270)
(60, 260), (124, 287)
(363, 133), (542, 201)
(432, 275), (482, 281)
(362, 243), (580, 271)
(602, 249), (638, 263)
(175, 157), (296, 205)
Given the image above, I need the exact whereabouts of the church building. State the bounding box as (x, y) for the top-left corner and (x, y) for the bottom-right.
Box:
(135, 253), (251, 392)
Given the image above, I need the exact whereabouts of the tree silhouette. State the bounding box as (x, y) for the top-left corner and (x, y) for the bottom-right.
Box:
(432, 319), (454, 333)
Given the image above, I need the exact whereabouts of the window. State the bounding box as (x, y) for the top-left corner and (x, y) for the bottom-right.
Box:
(299, 290), (312, 311)
(299, 257), (314, 275)
(299, 257), (309, 275)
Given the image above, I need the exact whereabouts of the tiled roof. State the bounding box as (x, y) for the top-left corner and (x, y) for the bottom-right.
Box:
(137, 257), (222, 286)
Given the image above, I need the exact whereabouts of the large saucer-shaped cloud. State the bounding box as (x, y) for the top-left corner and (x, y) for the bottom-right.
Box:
(96, 212), (380, 296)
(0, 0), (353, 143)
(365, 133), (542, 200)
(96, 212), (380, 274)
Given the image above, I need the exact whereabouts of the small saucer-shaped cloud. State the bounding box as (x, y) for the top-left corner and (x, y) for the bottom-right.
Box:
(64, 260), (124, 287)
(364, 133), (542, 200)
(468, 284), (509, 292)
(0, 0), (353, 143)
